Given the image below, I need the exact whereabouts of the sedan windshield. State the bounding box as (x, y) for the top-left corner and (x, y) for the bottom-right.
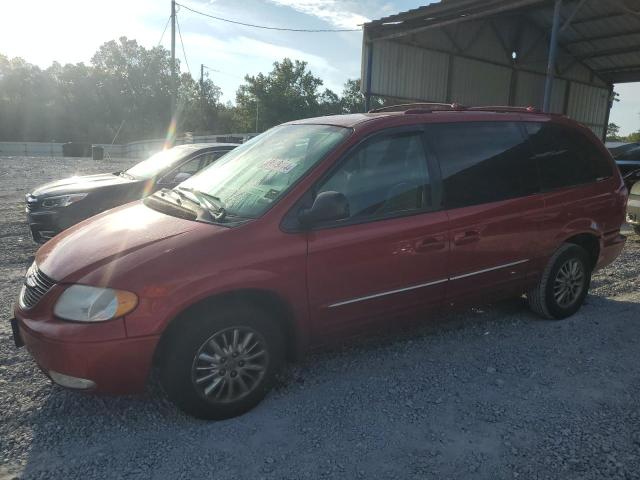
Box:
(178, 124), (351, 218)
(126, 145), (199, 179)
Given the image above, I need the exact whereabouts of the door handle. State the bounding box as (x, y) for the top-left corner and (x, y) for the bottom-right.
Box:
(416, 236), (446, 252)
(453, 230), (480, 246)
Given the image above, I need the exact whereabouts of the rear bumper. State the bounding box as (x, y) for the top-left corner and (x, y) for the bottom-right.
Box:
(15, 316), (159, 394)
(596, 231), (627, 270)
(627, 194), (640, 225)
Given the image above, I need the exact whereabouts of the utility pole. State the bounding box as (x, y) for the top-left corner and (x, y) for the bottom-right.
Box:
(170, 0), (176, 134)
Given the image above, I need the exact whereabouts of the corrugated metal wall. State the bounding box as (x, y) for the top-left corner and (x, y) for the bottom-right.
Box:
(368, 41), (449, 101)
(450, 58), (511, 106)
(363, 14), (611, 138)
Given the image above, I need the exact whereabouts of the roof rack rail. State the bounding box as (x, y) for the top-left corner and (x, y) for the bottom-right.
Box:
(368, 102), (466, 113)
(368, 103), (547, 115)
(466, 106), (540, 113)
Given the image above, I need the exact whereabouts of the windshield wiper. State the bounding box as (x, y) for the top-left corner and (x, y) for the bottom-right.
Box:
(177, 187), (227, 221)
(119, 171), (136, 180)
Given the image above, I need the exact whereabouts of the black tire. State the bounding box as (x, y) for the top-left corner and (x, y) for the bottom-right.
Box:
(527, 244), (592, 320)
(633, 225), (640, 236)
(159, 304), (285, 420)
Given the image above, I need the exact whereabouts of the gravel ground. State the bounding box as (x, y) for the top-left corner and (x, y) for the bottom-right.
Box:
(1, 155), (640, 480)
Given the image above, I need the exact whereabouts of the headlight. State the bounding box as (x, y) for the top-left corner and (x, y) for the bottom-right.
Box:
(41, 193), (87, 208)
(54, 285), (138, 322)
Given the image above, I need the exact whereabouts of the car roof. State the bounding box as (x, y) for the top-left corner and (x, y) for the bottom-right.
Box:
(286, 110), (567, 129)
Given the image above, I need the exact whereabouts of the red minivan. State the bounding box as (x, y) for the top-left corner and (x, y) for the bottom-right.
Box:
(11, 106), (628, 419)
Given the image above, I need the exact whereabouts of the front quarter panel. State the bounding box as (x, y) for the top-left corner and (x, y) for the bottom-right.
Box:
(76, 220), (310, 348)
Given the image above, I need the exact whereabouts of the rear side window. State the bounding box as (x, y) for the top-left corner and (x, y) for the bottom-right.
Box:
(317, 131), (431, 220)
(525, 123), (612, 190)
(425, 122), (537, 209)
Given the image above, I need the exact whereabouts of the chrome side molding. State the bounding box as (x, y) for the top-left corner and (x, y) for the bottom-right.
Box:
(327, 259), (529, 308)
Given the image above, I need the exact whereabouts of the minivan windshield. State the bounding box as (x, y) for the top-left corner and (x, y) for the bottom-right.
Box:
(126, 145), (199, 179)
(178, 124), (351, 218)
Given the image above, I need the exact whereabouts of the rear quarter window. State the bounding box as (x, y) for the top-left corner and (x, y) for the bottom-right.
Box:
(525, 123), (612, 191)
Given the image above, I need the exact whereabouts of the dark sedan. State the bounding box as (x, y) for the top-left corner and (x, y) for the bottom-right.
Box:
(26, 143), (238, 242)
(608, 142), (640, 189)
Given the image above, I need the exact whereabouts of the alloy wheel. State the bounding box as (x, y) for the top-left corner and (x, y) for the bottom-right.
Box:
(553, 258), (585, 308)
(191, 326), (269, 404)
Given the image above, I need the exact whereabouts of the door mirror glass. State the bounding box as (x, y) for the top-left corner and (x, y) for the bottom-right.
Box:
(299, 191), (350, 227)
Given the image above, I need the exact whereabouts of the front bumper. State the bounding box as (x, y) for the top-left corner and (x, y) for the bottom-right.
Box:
(26, 209), (62, 243)
(13, 311), (159, 394)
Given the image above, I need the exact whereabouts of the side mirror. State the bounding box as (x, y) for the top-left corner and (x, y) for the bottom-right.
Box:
(298, 191), (349, 227)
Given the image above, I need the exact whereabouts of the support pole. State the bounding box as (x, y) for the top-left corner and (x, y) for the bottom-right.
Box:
(543, 0), (563, 112)
(170, 0), (176, 125)
(364, 42), (373, 112)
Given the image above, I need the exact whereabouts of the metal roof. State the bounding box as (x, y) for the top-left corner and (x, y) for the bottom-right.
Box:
(366, 0), (640, 84)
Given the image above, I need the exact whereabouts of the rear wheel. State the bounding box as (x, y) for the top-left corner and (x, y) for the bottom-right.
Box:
(633, 225), (640, 235)
(527, 244), (592, 320)
(160, 305), (285, 420)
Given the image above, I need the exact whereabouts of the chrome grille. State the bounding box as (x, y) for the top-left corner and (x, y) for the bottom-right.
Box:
(19, 264), (56, 309)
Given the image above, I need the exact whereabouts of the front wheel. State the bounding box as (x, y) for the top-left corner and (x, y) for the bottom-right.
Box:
(527, 244), (592, 320)
(159, 305), (285, 420)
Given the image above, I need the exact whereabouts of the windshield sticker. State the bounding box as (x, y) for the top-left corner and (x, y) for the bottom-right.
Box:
(264, 189), (280, 200)
(262, 158), (296, 173)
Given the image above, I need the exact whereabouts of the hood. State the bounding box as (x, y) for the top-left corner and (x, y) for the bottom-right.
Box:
(31, 173), (135, 197)
(36, 202), (206, 281)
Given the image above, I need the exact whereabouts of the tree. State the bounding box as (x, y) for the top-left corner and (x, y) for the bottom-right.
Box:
(0, 37), (231, 144)
(607, 123), (623, 142)
(235, 58), (338, 132)
(0, 56), (55, 142)
(628, 131), (640, 143)
(91, 37), (174, 142)
(340, 78), (385, 114)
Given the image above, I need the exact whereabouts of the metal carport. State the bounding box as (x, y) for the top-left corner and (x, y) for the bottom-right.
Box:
(361, 0), (640, 139)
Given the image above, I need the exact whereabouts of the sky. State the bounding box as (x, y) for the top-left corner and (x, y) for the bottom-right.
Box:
(0, 0), (638, 136)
